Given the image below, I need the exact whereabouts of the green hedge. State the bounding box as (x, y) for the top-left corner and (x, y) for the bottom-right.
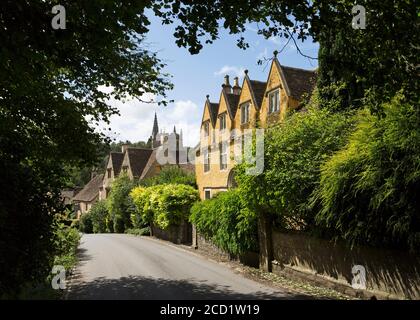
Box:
(107, 174), (138, 233)
(131, 184), (198, 229)
(79, 211), (93, 233)
(314, 93), (420, 251)
(190, 189), (258, 256)
(89, 200), (109, 233)
(236, 102), (355, 230)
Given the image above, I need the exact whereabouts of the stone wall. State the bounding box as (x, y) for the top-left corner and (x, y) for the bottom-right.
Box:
(151, 220), (192, 245)
(271, 230), (420, 299)
(195, 232), (259, 268)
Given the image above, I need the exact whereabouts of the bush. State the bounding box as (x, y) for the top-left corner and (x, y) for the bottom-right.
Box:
(314, 93), (420, 251)
(141, 166), (196, 187)
(89, 200), (109, 233)
(131, 184), (198, 229)
(79, 211), (93, 233)
(53, 222), (81, 270)
(190, 189), (258, 255)
(125, 227), (151, 236)
(107, 174), (138, 233)
(236, 103), (355, 230)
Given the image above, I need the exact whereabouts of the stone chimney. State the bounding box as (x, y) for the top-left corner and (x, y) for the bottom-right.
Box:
(121, 144), (129, 153)
(222, 75), (232, 94)
(232, 77), (241, 95)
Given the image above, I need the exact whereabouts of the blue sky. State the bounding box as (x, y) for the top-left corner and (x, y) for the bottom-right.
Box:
(105, 13), (319, 147)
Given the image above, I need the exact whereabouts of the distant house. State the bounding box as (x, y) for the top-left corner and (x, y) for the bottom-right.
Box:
(61, 187), (82, 206)
(99, 151), (124, 200)
(98, 113), (194, 201)
(72, 174), (104, 219)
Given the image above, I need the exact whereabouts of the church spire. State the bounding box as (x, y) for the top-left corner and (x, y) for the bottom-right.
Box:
(152, 112), (159, 139)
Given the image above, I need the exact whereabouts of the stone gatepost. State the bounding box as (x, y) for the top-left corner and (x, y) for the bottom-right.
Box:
(258, 211), (273, 272)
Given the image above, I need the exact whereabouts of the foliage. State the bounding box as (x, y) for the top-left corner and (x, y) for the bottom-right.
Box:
(53, 222), (81, 271)
(107, 174), (138, 233)
(89, 201), (109, 234)
(131, 184), (199, 229)
(79, 212), (93, 234)
(190, 190), (258, 255)
(125, 227), (151, 236)
(236, 102), (355, 230)
(153, 1), (418, 111)
(313, 93), (420, 251)
(0, 0), (173, 295)
(141, 166), (196, 187)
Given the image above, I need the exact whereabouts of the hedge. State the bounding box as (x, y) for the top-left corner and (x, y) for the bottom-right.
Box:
(130, 184), (198, 229)
(190, 189), (258, 255)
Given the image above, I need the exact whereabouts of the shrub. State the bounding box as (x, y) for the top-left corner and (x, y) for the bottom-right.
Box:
(53, 222), (81, 270)
(131, 184), (198, 229)
(236, 104), (355, 230)
(89, 200), (109, 233)
(79, 211), (93, 233)
(140, 166), (196, 187)
(125, 227), (151, 236)
(107, 174), (138, 233)
(190, 189), (258, 255)
(314, 93), (420, 251)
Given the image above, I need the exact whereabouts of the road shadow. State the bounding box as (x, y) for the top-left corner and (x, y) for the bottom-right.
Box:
(66, 275), (310, 300)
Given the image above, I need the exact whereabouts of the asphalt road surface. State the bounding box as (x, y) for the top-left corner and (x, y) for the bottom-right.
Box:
(66, 234), (305, 299)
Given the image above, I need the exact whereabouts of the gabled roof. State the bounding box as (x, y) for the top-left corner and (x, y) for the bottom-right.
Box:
(124, 148), (153, 178)
(224, 92), (240, 120)
(249, 80), (267, 108)
(72, 174), (104, 202)
(240, 74), (267, 110)
(140, 149), (158, 180)
(208, 101), (220, 127)
(274, 59), (317, 100)
(109, 152), (124, 176)
(201, 99), (220, 128)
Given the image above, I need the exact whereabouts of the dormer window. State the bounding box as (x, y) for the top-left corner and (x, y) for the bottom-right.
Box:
(219, 113), (227, 131)
(240, 103), (250, 124)
(268, 90), (280, 113)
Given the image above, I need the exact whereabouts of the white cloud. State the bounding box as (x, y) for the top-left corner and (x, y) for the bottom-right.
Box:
(95, 96), (202, 148)
(214, 65), (246, 78)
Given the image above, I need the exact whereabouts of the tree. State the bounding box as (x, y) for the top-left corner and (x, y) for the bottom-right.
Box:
(152, 0), (418, 111)
(0, 0), (171, 295)
(107, 174), (138, 233)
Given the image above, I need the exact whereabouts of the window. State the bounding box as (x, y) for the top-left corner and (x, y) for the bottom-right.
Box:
(241, 103), (250, 124)
(203, 147), (210, 172)
(107, 168), (112, 179)
(203, 122), (209, 137)
(204, 189), (211, 200)
(269, 90), (280, 113)
(219, 113), (226, 131)
(219, 142), (228, 170)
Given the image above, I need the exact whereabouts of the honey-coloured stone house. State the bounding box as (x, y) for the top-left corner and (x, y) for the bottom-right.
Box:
(195, 55), (317, 200)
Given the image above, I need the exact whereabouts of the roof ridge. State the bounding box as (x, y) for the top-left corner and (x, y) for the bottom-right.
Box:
(249, 79), (267, 84)
(280, 64), (317, 73)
